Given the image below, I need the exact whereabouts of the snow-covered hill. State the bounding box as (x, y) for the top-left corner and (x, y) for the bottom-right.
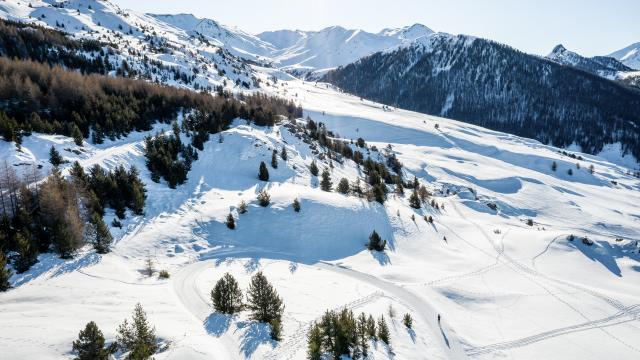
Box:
(1, 72), (640, 359)
(257, 24), (434, 71)
(609, 42), (640, 70)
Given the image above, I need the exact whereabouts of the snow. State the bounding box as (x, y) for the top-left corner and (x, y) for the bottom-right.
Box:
(1, 2), (640, 359)
(609, 42), (640, 70)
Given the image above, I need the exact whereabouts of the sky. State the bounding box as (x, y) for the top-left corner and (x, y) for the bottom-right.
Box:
(111, 0), (639, 56)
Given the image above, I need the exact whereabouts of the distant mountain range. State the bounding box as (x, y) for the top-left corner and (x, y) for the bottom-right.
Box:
(323, 34), (640, 160)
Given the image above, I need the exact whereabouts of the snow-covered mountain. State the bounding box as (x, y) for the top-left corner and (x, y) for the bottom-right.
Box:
(609, 42), (640, 70)
(148, 13), (276, 61)
(1, 2), (640, 360)
(547, 44), (633, 78)
(257, 24), (434, 71)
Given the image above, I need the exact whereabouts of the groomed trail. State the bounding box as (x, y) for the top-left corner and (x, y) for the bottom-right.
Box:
(171, 253), (468, 360)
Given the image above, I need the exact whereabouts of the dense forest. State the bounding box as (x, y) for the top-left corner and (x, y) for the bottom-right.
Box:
(323, 34), (640, 161)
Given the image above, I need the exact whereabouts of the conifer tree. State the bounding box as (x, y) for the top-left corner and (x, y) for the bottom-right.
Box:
(258, 189), (271, 207)
(373, 184), (386, 204)
(356, 313), (369, 357)
(367, 230), (386, 252)
(320, 168), (332, 191)
(211, 273), (243, 314)
(270, 318), (283, 341)
(271, 150), (278, 169)
(15, 232), (37, 273)
(71, 124), (84, 146)
(116, 304), (158, 360)
(49, 146), (63, 167)
(403, 313), (413, 329)
(551, 161), (557, 172)
(280, 147), (288, 161)
(377, 315), (390, 345)
(309, 160), (319, 176)
(337, 178), (350, 194)
(258, 161), (269, 181)
(246, 271), (284, 325)
(307, 322), (322, 360)
(409, 189), (421, 209)
(226, 213), (235, 230)
(0, 251), (12, 291)
(91, 213), (113, 254)
(292, 198), (301, 212)
(366, 315), (377, 339)
(72, 321), (115, 360)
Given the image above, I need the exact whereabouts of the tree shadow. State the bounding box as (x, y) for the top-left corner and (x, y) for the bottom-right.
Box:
(407, 328), (416, 343)
(439, 324), (450, 348)
(12, 251), (100, 287)
(572, 239), (623, 277)
(235, 320), (275, 357)
(204, 313), (233, 337)
(370, 250), (391, 266)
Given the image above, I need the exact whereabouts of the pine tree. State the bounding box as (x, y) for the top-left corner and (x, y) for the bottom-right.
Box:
(15, 232), (37, 273)
(49, 146), (63, 167)
(116, 304), (158, 360)
(309, 160), (319, 177)
(307, 322), (322, 360)
(337, 178), (350, 194)
(373, 183), (386, 204)
(280, 147), (288, 161)
(292, 198), (301, 212)
(91, 213), (113, 254)
(356, 313), (369, 357)
(320, 168), (332, 191)
(377, 315), (390, 345)
(551, 161), (557, 172)
(0, 251), (12, 291)
(367, 230), (386, 252)
(366, 315), (376, 339)
(258, 189), (271, 207)
(271, 150), (278, 169)
(226, 213), (235, 230)
(258, 161), (269, 181)
(71, 124), (84, 146)
(246, 271), (284, 324)
(409, 189), (421, 209)
(211, 273), (243, 314)
(403, 313), (413, 329)
(72, 321), (115, 360)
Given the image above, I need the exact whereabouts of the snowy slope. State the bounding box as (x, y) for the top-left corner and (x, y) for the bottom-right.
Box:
(0, 0), (257, 90)
(148, 13), (276, 61)
(609, 42), (640, 70)
(257, 24), (434, 71)
(1, 73), (640, 359)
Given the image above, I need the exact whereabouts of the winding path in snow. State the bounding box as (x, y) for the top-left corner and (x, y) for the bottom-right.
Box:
(170, 253), (467, 360)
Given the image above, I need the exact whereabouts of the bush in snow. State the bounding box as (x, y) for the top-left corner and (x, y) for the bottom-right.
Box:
(238, 200), (248, 214)
(292, 198), (301, 212)
(259, 161), (270, 181)
(367, 230), (387, 252)
(116, 304), (158, 360)
(72, 321), (116, 360)
(211, 273), (243, 314)
(257, 189), (271, 207)
(226, 213), (235, 230)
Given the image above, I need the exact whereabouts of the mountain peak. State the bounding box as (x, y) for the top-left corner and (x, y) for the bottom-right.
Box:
(551, 44), (567, 54)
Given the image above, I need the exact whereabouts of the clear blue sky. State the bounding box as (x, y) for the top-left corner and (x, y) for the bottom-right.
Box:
(112, 0), (639, 56)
